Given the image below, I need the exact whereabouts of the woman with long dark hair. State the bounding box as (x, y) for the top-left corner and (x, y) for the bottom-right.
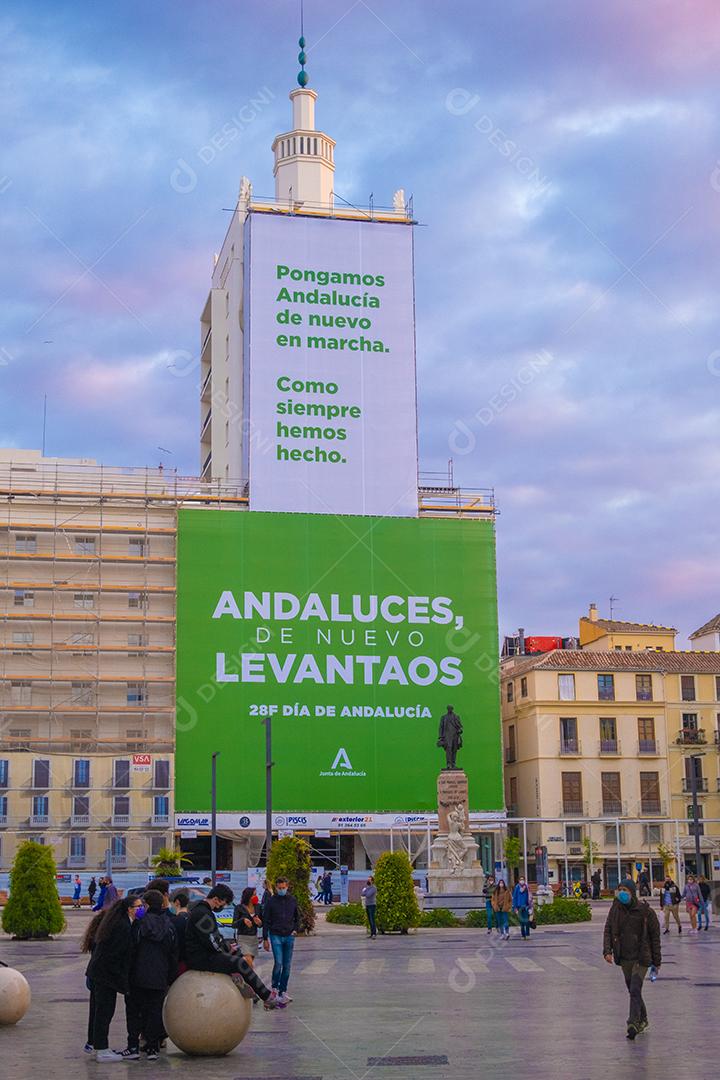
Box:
(232, 886), (263, 967)
(84, 895), (143, 1062)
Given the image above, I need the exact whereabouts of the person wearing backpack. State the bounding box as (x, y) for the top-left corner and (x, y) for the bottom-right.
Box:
(603, 878), (661, 1040)
(121, 890), (178, 1062)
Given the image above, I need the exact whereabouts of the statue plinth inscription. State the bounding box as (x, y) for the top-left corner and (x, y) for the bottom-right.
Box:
(437, 771), (469, 834)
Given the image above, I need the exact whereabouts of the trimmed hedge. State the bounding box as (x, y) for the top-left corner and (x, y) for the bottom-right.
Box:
(536, 899), (592, 924)
(326, 902), (366, 926)
(419, 907), (462, 928)
(324, 897), (592, 930)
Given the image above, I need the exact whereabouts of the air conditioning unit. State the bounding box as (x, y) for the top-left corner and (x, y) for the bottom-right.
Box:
(568, 846), (583, 855)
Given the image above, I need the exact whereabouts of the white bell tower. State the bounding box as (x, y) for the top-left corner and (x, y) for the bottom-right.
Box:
(271, 33), (335, 209)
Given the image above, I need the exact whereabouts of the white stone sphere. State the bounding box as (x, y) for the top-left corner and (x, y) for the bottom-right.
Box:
(0, 967), (31, 1025)
(163, 970), (252, 1056)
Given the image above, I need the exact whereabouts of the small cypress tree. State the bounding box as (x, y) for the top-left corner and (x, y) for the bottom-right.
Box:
(2, 840), (65, 939)
(375, 851), (420, 933)
(266, 835), (315, 933)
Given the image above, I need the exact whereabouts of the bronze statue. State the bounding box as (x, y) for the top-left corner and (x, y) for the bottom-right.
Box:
(437, 705), (463, 770)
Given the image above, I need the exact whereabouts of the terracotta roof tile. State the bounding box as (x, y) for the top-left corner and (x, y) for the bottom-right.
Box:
(504, 650), (720, 675)
(580, 617), (676, 634)
(690, 614), (720, 640)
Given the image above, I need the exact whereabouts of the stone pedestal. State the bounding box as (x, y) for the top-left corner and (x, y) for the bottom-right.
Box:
(437, 770), (469, 833)
(428, 769), (484, 897)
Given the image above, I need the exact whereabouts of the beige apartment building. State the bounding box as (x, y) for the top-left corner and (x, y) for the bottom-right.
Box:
(0, 450), (244, 872)
(502, 616), (720, 889)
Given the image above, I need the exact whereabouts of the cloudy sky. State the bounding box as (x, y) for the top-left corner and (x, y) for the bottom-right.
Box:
(2, 0), (718, 644)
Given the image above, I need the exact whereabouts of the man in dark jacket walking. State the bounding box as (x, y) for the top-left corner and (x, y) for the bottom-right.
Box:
(184, 885), (280, 1009)
(262, 876), (300, 1005)
(122, 890), (178, 1061)
(603, 878), (661, 1039)
(591, 869), (602, 900)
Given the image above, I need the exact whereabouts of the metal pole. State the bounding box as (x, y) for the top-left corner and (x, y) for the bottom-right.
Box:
(563, 831), (569, 897)
(264, 717), (273, 863)
(691, 755), (702, 877)
(522, 818), (528, 882)
(615, 818), (621, 888)
(211, 752), (219, 886)
(675, 818), (683, 887)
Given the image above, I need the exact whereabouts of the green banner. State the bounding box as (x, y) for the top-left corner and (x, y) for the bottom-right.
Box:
(176, 510), (501, 813)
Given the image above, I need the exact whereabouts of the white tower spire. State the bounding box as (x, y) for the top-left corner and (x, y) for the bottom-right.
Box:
(271, 31), (335, 209)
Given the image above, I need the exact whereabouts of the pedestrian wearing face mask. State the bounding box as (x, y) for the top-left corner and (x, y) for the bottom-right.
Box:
(361, 876), (377, 938)
(512, 877), (534, 939)
(262, 876), (300, 1006)
(184, 884), (280, 1009)
(233, 886), (263, 966)
(603, 878), (661, 1040)
(121, 890), (178, 1061)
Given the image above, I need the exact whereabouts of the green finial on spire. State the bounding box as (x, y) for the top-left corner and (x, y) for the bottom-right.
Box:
(297, 0), (308, 86)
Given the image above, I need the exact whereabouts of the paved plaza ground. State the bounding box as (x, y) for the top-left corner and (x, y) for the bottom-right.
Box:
(2, 907), (720, 1079)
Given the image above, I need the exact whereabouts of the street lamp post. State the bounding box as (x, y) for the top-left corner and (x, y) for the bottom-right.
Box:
(211, 751), (219, 886)
(690, 753), (703, 877)
(263, 716), (273, 862)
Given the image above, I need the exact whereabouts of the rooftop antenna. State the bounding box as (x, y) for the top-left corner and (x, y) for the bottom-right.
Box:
(42, 394), (47, 456)
(297, 0), (308, 86)
(609, 595), (619, 619)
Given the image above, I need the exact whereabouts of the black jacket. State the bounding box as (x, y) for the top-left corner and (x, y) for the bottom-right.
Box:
(184, 900), (231, 969)
(659, 884), (682, 907)
(233, 903), (262, 937)
(129, 911), (178, 990)
(86, 916), (133, 994)
(603, 899), (661, 968)
(173, 909), (190, 960)
(262, 892), (300, 939)
(700, 881), (711, 901)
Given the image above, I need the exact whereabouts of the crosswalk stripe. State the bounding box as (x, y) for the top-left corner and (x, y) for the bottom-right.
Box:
(408, 957), (435, 974)
(506, 956), (543, 972)
(552, 955), (593, 971)
(299, 958), (338, 975)
(354, 958), (386, 974)
(455, 956), (489, 974)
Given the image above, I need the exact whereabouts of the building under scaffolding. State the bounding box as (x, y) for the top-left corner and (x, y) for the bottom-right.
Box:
(0, 449), (496, 873)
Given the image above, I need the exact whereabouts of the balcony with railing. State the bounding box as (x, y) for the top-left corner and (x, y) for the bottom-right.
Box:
(638, 739), (659, 755)
(559, 738), (581, 756)
(71, 814), (90, 827)
(682, 777), (708, 794)
(639, 801), (665, 816)
(29, 814), (49, 827)
(714, 730), (720, 749)
(676, 728), (706, 746)
(0, 814), (7, 827)
(600, 800), (627, 817)
(560, 800), (588, 817)
(111, 814), (131, 827)
(504, 747), (516, 764)
(67, 855), (85, 868)
(151, 814), (170, 827)
(599, 739), (621, 755)
(111, 854), (127, 867)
